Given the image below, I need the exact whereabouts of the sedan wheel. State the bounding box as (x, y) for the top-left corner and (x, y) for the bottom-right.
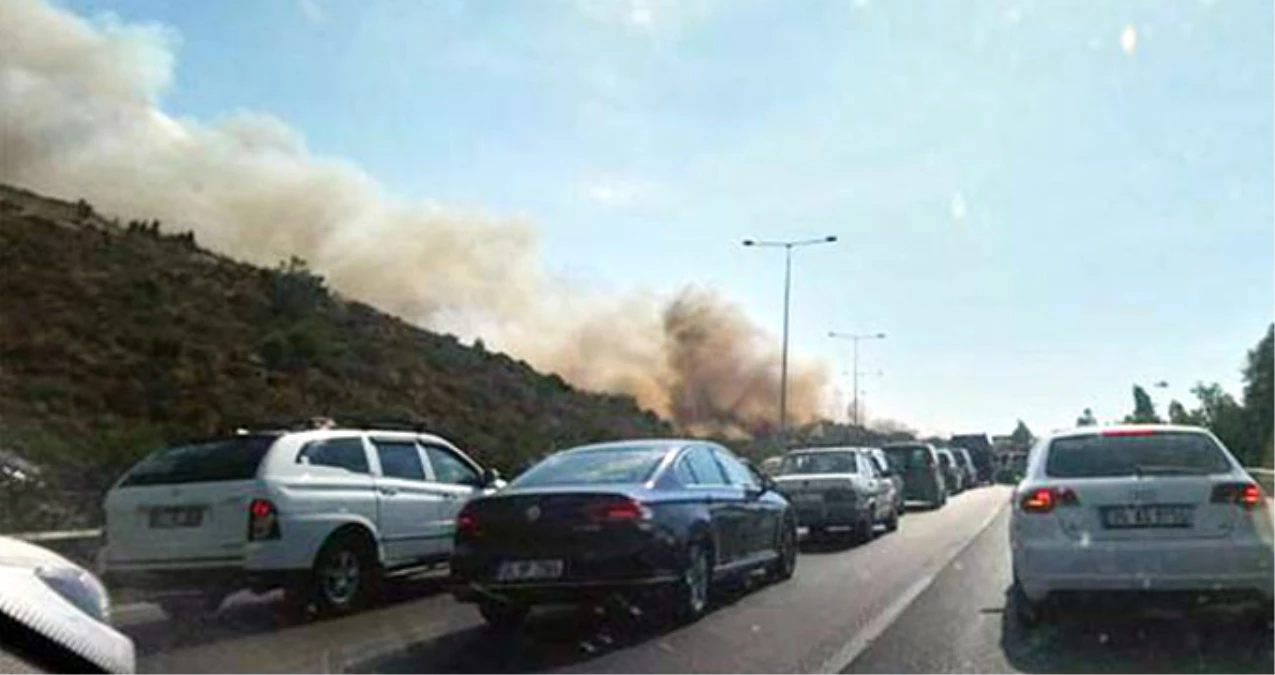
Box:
(770, 520), (798, 581)
(674, 540), (712, 622)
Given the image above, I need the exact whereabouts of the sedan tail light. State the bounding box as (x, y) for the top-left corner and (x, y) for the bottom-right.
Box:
(584, 497), (652, 522)
(248, 498), (280, 541)
(1211, 482), (1264, 511)
(456, 505), (480, 537)
(1020, 487), (1079, 514)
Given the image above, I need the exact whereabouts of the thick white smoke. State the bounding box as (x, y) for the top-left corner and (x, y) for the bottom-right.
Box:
(0, 0), (830, 434)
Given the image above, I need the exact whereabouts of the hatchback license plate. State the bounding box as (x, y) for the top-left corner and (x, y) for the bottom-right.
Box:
(1101, 505), (1192, 529)
(149, 507), (203, 529)
(495, 559), (564, 582)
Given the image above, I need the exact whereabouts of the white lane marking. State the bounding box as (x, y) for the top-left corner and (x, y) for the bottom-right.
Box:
(817, 498), (1007, 674)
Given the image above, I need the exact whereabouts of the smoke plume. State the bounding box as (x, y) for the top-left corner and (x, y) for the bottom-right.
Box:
(0, 0), (830, 435)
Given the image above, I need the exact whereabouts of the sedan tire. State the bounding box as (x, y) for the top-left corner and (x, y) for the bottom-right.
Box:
(310, 531), (375, 618)
(768, 519), (798, 582)
(672, 538), (713, 623)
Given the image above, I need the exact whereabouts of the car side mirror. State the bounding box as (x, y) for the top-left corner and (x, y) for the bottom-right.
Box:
(481, 467), (502, 487)
(760, 475), (777, 494)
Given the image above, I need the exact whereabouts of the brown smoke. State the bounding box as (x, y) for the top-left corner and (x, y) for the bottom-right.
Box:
(0, 0), (831, 436)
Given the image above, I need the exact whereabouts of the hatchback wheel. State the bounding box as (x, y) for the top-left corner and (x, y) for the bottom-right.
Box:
(884, 506), (899, 533)
(311, 532), (374, 617)
(674, 539), (712, 622)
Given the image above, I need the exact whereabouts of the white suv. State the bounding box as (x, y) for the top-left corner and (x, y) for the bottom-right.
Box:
(1010, 424), (1274, 625)
(101, 425), (501, 617)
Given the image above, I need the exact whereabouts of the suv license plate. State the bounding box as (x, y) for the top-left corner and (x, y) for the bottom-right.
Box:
(149, 507), (203, 529)
(1101, 505), (1192, 529)
(495, 559), (564, 582)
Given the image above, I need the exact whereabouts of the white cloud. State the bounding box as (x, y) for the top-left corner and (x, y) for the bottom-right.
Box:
(297, 0), (327, 25)
(586, 178), (641, 206)
(1120, 24), (1138, 56)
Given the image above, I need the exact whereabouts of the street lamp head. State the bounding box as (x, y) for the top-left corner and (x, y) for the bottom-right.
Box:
(825, 235), (838, 243)
(742, 239), (756, 247)
(876, 332), (886, 339)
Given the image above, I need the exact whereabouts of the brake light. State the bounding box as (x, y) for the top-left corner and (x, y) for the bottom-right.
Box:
(1101, 429), (1158, 437)
(456, 509), (479, 537)
(1212, 482), (1264, 511)
(1020, 487), (1079, 513)
(585, 498), (651, 522)
(247, 499), (279, 541)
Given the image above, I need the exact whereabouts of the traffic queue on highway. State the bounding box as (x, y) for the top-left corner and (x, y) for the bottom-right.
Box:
(86, 419), (995, 631)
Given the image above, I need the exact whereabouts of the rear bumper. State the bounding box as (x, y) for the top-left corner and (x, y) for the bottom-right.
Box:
(101, 565), (303, 598)
(1013, 536), (1275, 602)
(452, 575), (680, 606)
(793, 501), (865, 527)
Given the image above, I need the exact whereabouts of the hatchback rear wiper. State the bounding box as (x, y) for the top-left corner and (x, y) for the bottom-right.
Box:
(1132, 465), (1206, 476)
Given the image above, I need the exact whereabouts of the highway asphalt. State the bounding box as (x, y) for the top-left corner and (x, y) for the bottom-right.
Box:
(118, 486), (1007, 673)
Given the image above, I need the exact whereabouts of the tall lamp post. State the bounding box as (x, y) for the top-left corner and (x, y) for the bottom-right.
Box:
(828, 331), (886, 426)
(743, 235), (838, 449)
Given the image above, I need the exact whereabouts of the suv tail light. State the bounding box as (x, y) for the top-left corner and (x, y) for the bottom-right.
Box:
(1020, 487), (1079, 514)
(247, 498), (280, 541)
(1211, 482), (1263, 511)
(584, 497), (652, 522)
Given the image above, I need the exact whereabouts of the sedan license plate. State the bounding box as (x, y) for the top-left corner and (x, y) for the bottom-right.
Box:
(495, 559), (564, 582)
(149, 507), (203, 529)
(1101, 505), (1192, 529)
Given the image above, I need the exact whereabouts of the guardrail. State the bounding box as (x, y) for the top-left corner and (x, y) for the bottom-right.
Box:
(10, 528), (102, 568)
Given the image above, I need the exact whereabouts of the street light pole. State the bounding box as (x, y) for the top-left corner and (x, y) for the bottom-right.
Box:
(828, 331), (886, 427)
(744, 235), (838, 450)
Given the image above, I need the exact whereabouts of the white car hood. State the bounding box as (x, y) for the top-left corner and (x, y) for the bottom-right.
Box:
(0, 536), (135, 674)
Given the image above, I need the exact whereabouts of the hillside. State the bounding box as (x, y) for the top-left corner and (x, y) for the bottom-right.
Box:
(0, 183), (669, 528)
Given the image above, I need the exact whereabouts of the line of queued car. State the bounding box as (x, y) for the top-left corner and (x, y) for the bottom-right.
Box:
(93, 421), (800, 630)
(763, 442), (986, 545)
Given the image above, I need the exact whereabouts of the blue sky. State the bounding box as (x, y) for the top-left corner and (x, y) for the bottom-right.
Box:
(62, 0), (1273, 436)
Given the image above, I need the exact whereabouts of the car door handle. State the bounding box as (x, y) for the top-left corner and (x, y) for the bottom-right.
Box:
(379, 486), (399, 496)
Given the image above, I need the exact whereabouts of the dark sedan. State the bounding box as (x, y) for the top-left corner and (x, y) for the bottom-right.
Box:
(450, 440), (798, 629)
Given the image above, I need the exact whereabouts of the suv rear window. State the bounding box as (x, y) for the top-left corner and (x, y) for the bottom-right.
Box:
(884, 446), (928, 470)
(120, 435), (276, 486)
(1045, 432), (1232, 478)
(780, 452), (858, 475)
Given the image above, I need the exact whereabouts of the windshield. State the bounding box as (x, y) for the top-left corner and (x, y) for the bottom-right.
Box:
(780, 452), (858, 476)
(511, 446), (668, 487)
(1045, 432), (1233, 478)
(119, 436), (276, 486)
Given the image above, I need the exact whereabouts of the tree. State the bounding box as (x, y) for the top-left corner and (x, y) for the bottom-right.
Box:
(1167, 400), (1197, 425)
(1010, 420), (1034, 444)
(1242, 324), (1273, 467)
(1190, 382), (1253, 464)
(1124, 385), (1162, 424)
(1075, 408), (1097, 427)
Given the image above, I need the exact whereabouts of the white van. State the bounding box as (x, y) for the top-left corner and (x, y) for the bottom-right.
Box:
(101, 426), (501, 618)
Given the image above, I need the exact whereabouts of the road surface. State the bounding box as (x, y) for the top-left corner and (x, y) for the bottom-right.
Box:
(115, 486), (1272, 673)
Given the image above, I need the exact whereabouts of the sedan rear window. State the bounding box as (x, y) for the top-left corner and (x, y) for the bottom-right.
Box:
(512, 446), (668, 487)
(119, 435), (276, 486)
(780, 452), (858, 475)
(1045, 432), (1232, 478)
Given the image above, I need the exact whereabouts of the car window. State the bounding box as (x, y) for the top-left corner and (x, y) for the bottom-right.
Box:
(422, 444), (480, 486)
(1045, 432), (1232, 478)
(297, 437), (369, 474)
(512, 445), (669, 487)
(685, 446), (727, 485)
(714, 449), (759, 489)
(938, 452), (953, 468)
(373, 440), (426, 481)
(780, 452), (858, 475)
(673, 455), (699, 485)
(119, 435), (276, 486)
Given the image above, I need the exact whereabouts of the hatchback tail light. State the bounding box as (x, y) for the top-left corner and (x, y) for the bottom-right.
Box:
(1020, 487), (1079, 514)
(247, 498), (280, 541)
(1211, 482), (1263, 511)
